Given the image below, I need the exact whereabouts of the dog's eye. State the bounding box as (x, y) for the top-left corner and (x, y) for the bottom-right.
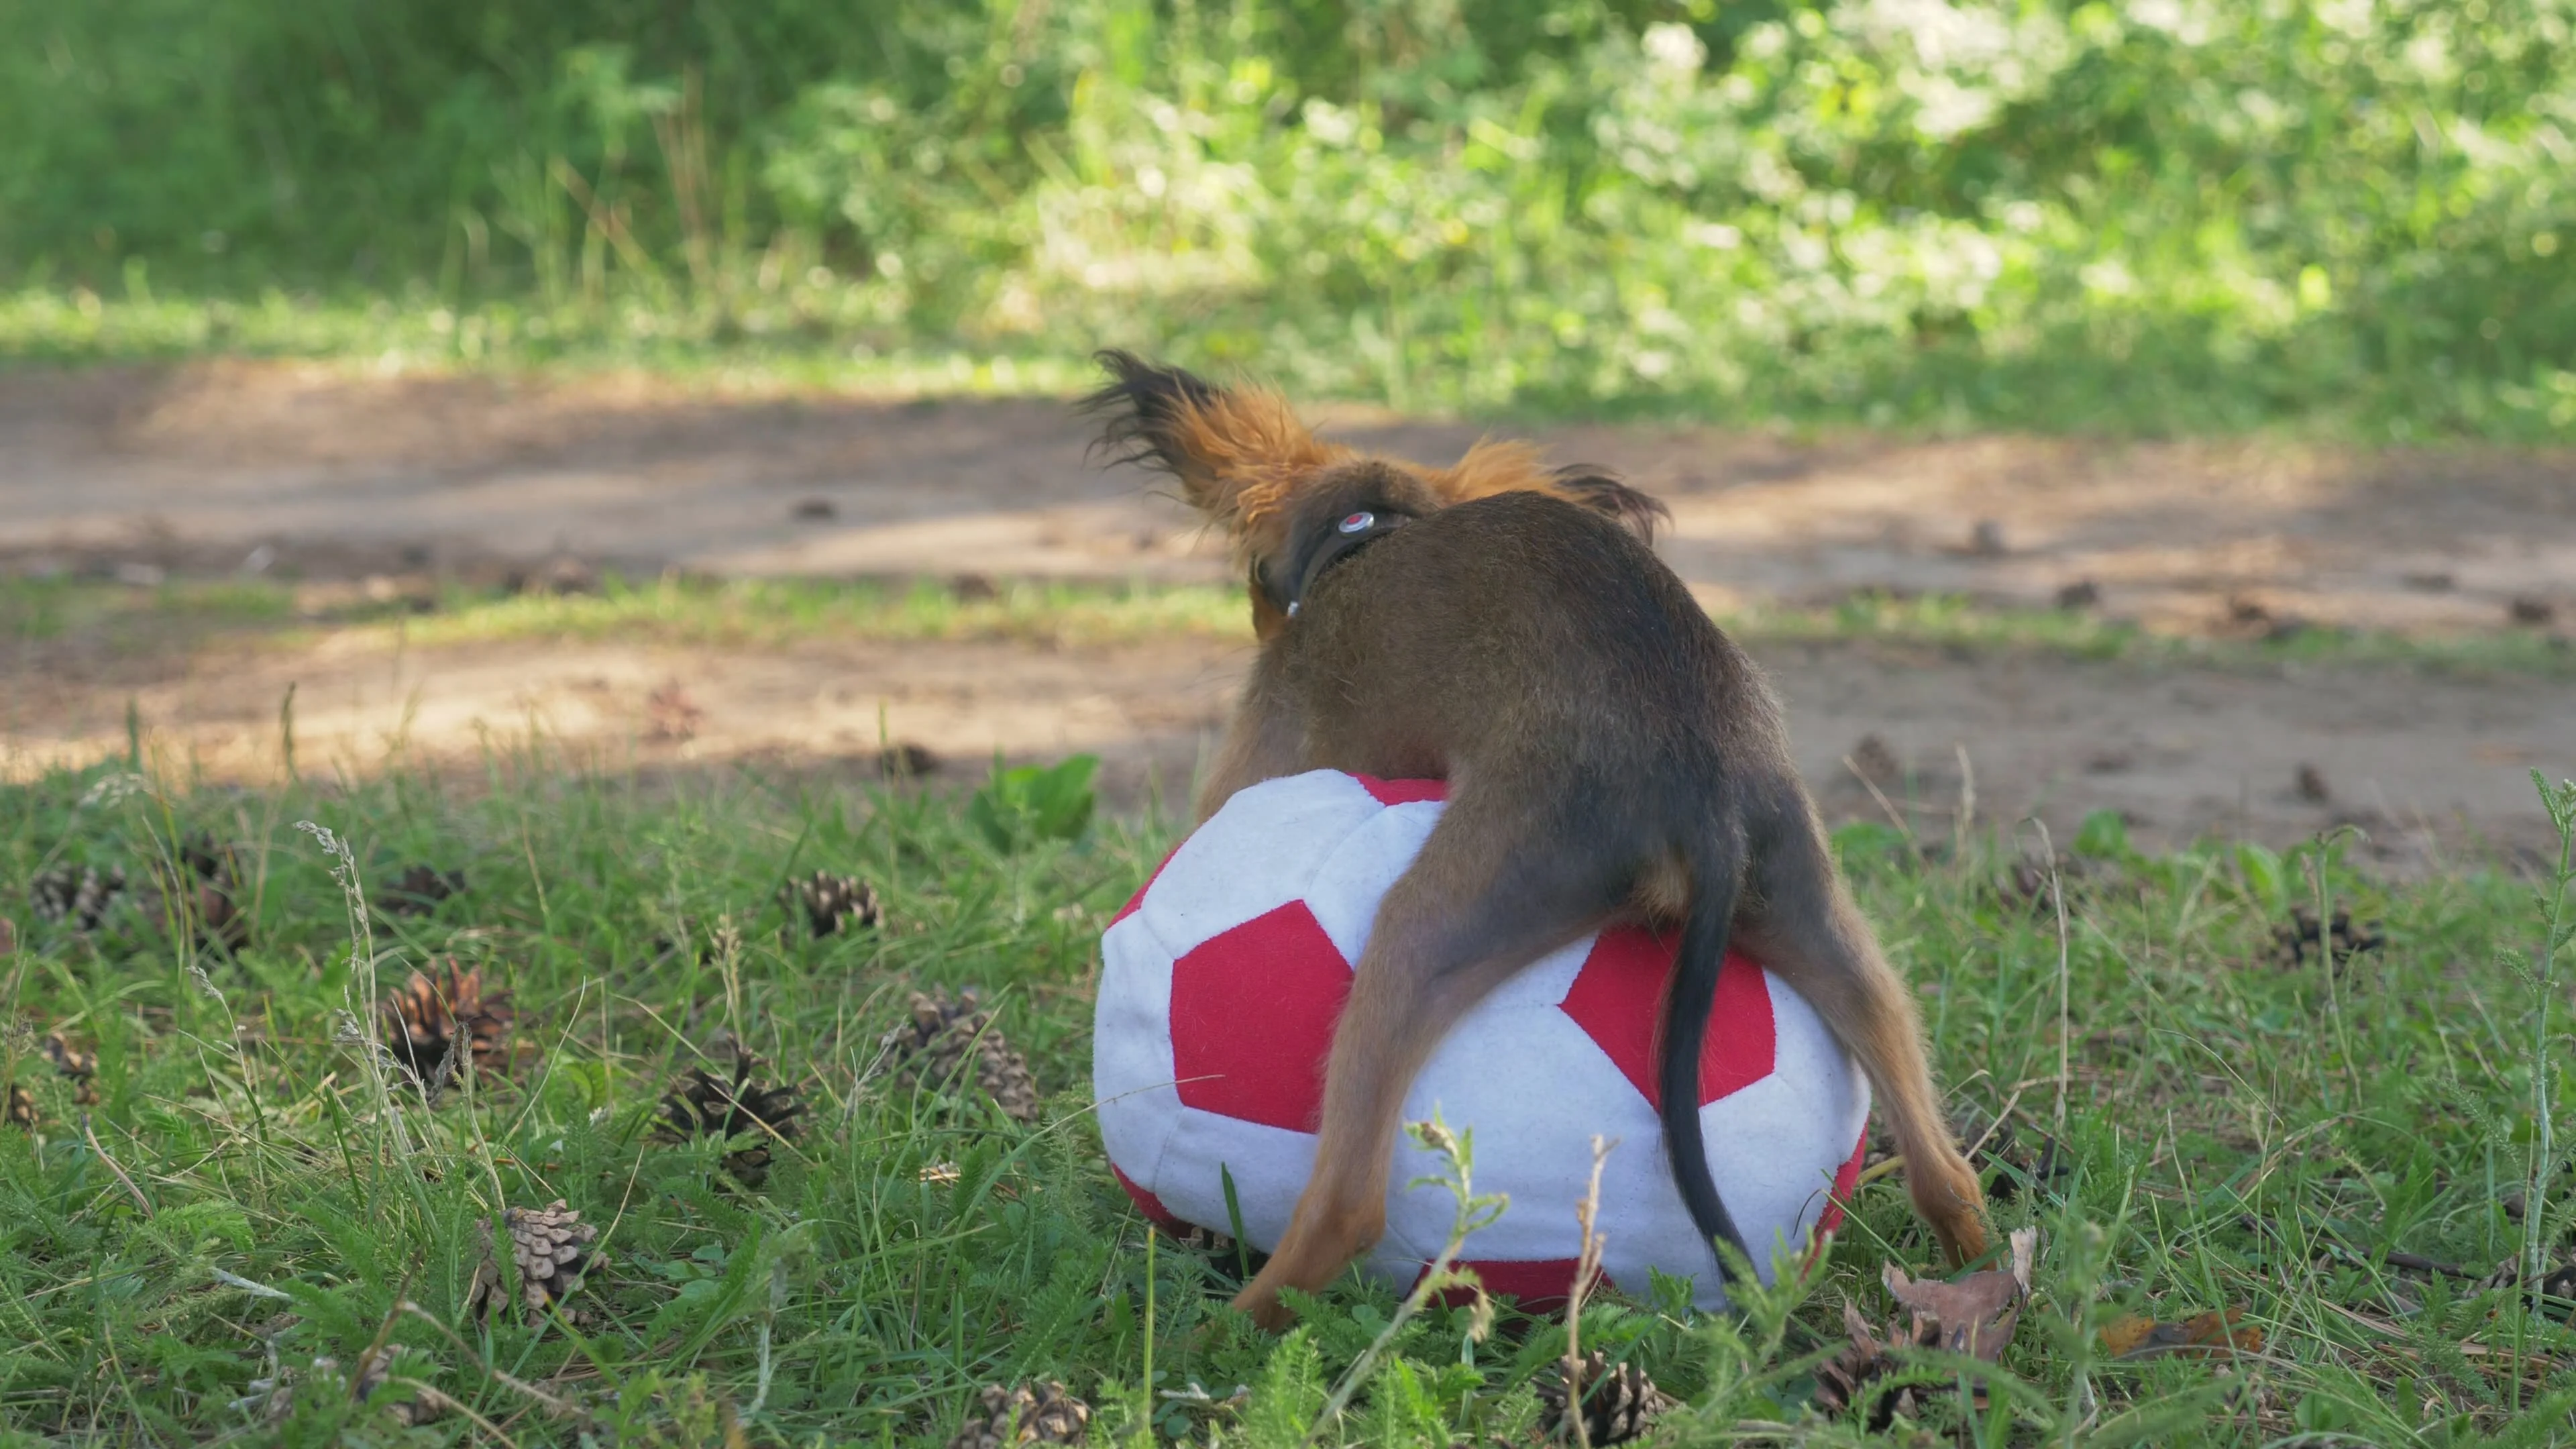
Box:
(1336, 511), (1375, 535)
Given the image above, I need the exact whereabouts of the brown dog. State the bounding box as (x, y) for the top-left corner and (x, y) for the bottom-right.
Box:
(1087, 352), (1988, 1329)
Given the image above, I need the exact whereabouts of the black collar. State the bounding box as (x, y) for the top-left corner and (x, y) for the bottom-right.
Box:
(1265, 507), (1412, 619)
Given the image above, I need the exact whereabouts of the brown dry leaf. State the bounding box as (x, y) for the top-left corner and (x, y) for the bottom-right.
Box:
(2100, 1307), (2265, 1360)
(0, 916), (14, 955)
(1819, 1230), (2038, 1429)
(1813, 1299), (1932, 1428)
(1814, 1299), (1888, 1399)
(1881, 1226), (2037, 1363)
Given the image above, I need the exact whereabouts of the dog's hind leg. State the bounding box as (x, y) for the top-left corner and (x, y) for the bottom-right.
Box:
(1733, 791), (1990, 1266)
(1229, 787), (1624, 1329)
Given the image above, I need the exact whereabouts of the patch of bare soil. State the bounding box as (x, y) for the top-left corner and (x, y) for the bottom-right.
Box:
(7, 625), (2566, 869)
(5, 362), (2573, 864)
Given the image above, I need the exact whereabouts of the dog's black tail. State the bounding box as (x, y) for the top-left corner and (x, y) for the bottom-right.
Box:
(1660, 835), (1756, 1283)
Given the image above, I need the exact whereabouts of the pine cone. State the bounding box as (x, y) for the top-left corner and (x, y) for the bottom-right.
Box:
(1972, 1118), (2069, 1203)
(348, 1345), (436, 1424)
(382, 864), (465, 917)
(888, 989), (1040, 1123)
(44, 1032), (99, 1106)
(2481, 1256), (2576, 1316)
(241, 1349), (437, 1427)
(380, 960), (514, 1096)
(465, 1216), (504, 1327)
(947, 1381), (1091, 1448)
(1536, 1351), (1674, 1446)
(881, 742), (942, 779)
(496, 1201), (598, 1318)
(1813, 1299), (1938, 1430)
(657, 1051), (806, 1187)
(651, 916), (744, 967)
(1998, 853), (2108, 914)
(1163, 1222), (1238, 1254)
(785, 871), (882, 938)
(2268, 906), (2385, 970)
(30, 863), (126, 932)
(4, 1083), (34, 1129)
(171, 833), (250, 950)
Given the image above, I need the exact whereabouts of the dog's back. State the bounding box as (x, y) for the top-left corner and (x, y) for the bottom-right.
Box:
(1277, 489), (1791, 851)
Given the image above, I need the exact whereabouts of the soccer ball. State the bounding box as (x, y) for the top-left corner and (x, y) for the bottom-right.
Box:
(1093, 769), (1870, 1310)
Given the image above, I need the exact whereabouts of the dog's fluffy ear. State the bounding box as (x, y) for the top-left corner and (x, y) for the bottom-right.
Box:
(1430, 439), (1670, 544)
(1083, 350), (1346, 535)
(1546, 465), (1671, 544)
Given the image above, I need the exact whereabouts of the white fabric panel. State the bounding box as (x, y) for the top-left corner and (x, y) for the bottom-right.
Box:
(1136, 771), (1381, 957)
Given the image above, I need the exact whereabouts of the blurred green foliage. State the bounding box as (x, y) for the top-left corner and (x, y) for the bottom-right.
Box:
(7, 0), (2576, 435)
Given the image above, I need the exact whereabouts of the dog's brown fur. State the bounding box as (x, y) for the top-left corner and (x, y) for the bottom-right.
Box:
(1088, 352), (1988, 1330)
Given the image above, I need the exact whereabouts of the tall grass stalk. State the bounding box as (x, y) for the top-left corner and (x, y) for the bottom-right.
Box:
(2522, 774), (2576, 1287)
(1307, 1115), (1504, 1442)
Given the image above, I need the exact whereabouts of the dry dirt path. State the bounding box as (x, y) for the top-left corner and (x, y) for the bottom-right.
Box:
(5, 362), (2574, 867)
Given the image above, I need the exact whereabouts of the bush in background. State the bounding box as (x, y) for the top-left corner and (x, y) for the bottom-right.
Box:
(6, 0), (2575, 436)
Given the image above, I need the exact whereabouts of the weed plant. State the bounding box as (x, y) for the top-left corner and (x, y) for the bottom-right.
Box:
(8, 1), (2576, 439)
(1, 747), (2572, 1443)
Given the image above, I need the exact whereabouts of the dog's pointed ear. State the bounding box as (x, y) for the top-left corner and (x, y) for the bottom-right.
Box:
(1430, 441), (1668, 545)
(1082, 350), (1344, 534)
(1548, 465), (1670, 544)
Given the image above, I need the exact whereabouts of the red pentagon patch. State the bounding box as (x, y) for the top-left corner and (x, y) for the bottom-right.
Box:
(1110, 845), (1183, 927)
(1113, 1163), (1188, 1234)
(1814, 1124), (1868, 1237)
(1354, 775), (1447, 806)
(1558, 928), (1775, 1110)
(1412, 1256), (1605, 1312)
(1170, 902), (1352, 1132)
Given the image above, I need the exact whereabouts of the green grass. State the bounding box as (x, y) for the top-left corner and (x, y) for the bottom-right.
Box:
(0, 574), (1252, 662)
(0, 286), (1108, 402)
(2, 749), (2573, 1444)
(13, 572), (2574, 682)
(1729, 591), (2576, 681)
(380, 578), (1254, 653)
